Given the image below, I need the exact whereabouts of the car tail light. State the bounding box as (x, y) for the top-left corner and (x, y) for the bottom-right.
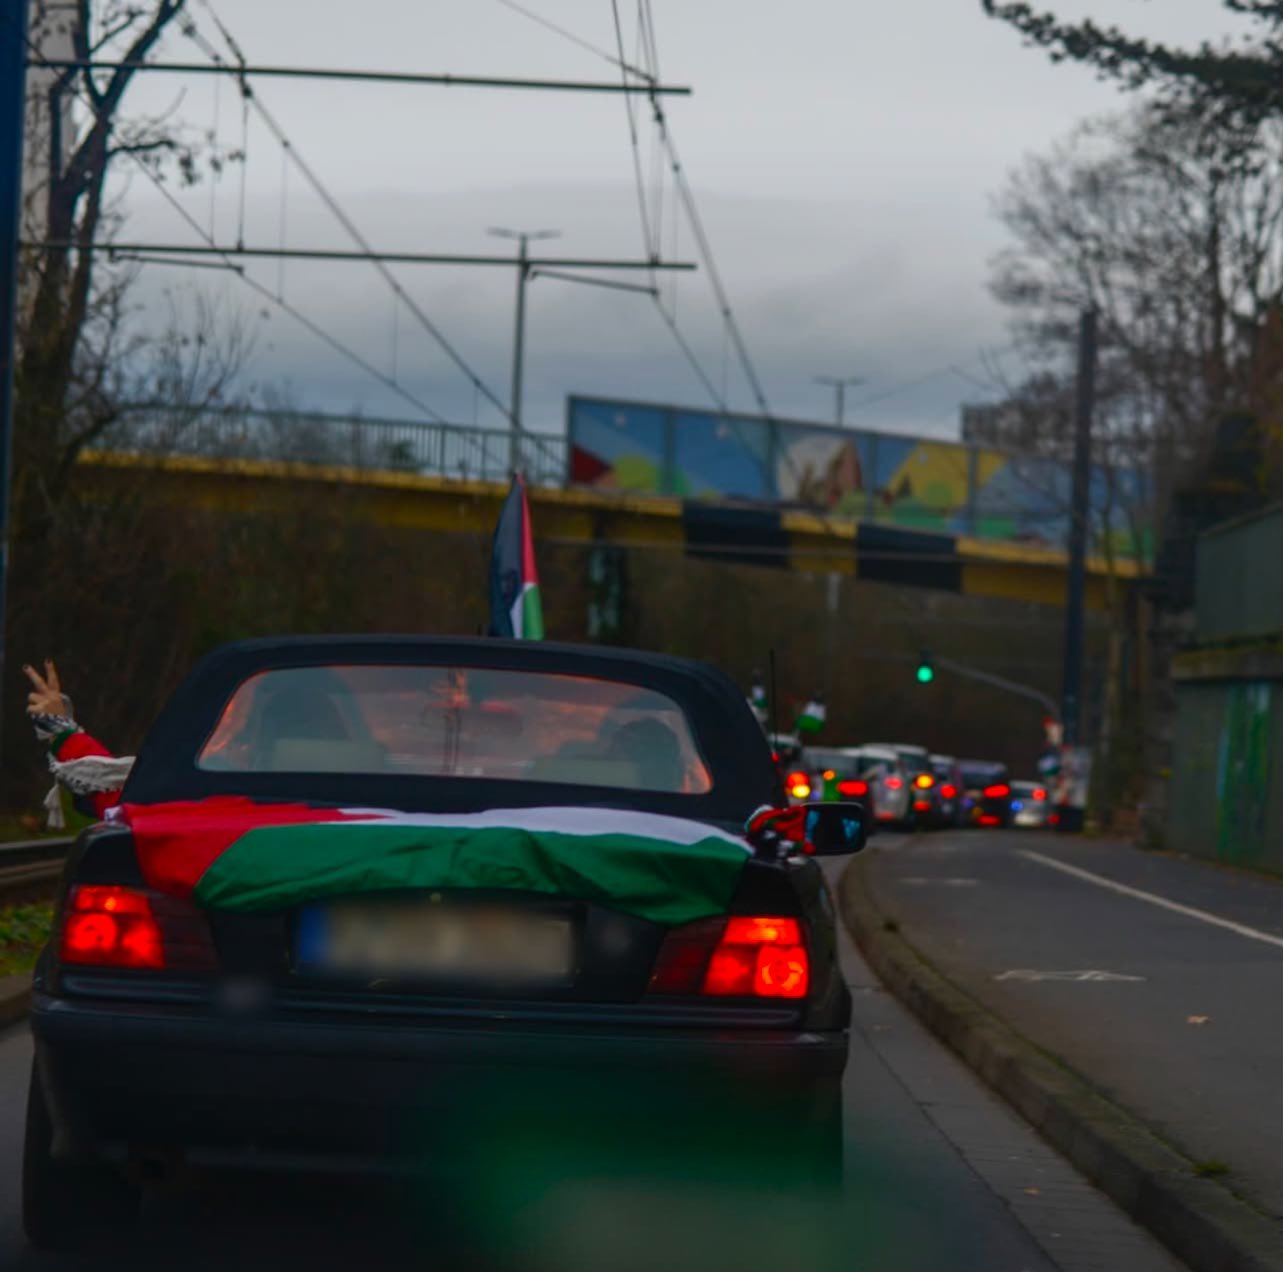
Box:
(648, 915), (808, 999)
(59, 884), (216, 971)
(914, 800), (931, 812)
(785, 770), (811, 799)
(885, 776), (903, 790)
(837, 779), (868, 797)
(939, 783), (958, 799)
(1033, 787), (1047, 801)
(822, 769), (836, 781)
(978, 814), (1002, 827)
(913, 773), (934, 790)
(984, 783), (1010, 799)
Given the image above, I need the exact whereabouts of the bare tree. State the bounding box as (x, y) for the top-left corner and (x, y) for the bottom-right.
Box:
(988, 102), (1281, 518)
(16, 0), (208, 532)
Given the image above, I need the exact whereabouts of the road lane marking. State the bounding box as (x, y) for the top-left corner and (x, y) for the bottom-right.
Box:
(994, 969), (1145, 982)
(896, 876), (979, 886)
(1019, 850), (1284, 948)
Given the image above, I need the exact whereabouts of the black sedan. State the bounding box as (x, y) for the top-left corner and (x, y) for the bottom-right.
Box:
(24, 636), (864, 1247)
(958, 759), (1013, 828)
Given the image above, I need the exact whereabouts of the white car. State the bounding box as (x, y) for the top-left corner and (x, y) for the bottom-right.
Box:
(1011, 780), (1052, 828)
(844, 745), (912, 826)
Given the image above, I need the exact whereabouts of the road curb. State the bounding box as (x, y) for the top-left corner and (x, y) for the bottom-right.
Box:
(0, 972), (32, 1030)
(839, 856), (1281, 1272)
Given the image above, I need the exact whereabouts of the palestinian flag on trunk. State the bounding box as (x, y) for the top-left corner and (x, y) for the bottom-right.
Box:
(488, 473), (544, 640)
(122, 797), (751, 927)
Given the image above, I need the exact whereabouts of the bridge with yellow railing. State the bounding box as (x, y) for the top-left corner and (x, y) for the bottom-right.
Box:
(80, 407), (1145, 611)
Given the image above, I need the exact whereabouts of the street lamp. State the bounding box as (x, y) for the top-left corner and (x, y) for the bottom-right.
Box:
(814, 374), (864, 428)
(488, 227), (561, 471)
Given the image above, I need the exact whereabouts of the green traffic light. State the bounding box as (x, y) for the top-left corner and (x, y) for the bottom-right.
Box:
(916, 664), (934, 684)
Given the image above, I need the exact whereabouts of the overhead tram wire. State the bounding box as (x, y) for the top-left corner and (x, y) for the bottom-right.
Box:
(181, 13), (514, 427)
(493, 0), (654, 82)
(610, 0), (657, 289)
(15, 30), (452, 425)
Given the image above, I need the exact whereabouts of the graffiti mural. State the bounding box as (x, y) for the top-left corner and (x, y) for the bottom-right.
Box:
(566, 395), (1152, 559)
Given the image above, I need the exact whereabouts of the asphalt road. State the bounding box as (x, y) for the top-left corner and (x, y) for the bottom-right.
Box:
(858, 828), (1283, 1218)
(0, 867), (1184, 1272)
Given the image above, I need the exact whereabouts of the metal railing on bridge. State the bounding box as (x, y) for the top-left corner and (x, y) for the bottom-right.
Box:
(100, 406), (568, 487)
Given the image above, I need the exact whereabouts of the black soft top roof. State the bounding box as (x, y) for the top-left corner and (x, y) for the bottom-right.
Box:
(124, 635), (776, 827)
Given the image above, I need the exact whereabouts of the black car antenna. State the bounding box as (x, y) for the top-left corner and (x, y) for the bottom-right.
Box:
(768, 648), (781, 743)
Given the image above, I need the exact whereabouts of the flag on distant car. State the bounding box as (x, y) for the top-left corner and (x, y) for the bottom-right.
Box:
(488, 473), (544, 640)
(796, 696), (826, 734)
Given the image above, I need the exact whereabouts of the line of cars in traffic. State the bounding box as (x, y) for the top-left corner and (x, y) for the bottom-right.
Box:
(773, 736), (1053, 832)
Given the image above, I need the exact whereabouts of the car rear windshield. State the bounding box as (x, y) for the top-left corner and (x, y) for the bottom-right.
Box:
(803, 748), (859, 775)
(197, 664), (713, 794)
(960, 762), (1008, 785)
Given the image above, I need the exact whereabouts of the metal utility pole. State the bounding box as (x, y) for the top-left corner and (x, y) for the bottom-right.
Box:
(0, 0), (31, 760)
(1060, 308), (1097, 746)
(488, 227), (560, 471)
(815, 374), (864, 428)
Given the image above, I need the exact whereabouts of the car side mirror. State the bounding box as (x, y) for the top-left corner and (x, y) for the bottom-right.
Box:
(745, 801), (867, 857)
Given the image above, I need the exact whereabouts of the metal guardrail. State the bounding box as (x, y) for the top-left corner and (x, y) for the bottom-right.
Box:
(0, 838), (73, 903)
(100, 407), (569, 487)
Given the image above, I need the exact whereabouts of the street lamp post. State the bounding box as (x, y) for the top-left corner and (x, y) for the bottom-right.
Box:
(488, 226), (561, 471)
(814, 374), (864, 428)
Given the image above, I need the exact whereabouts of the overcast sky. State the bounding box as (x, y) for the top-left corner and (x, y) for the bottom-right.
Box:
(108, 0), (1244, 438)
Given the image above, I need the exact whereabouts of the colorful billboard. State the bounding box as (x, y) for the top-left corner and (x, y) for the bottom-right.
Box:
(566, 396), (1151, 559)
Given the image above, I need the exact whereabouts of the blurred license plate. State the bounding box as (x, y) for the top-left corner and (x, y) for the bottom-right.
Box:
(296, 903), (573, 982)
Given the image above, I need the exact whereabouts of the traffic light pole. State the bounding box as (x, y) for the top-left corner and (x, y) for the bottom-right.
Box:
(922, 653), (1059, 720)
(0, 0), (31, 770)
(1060, 308), (1097, 746)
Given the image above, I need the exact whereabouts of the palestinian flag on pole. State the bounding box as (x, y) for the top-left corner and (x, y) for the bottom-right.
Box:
(122, 797), (751, 927)
(796, 696), (826, 734)
(488, 473), (544, 640)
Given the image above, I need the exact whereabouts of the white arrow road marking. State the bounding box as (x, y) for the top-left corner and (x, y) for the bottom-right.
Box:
(994, 970), (1146, 983)
(896, 876), (979, 887)
(1019, 850), (1283, 949)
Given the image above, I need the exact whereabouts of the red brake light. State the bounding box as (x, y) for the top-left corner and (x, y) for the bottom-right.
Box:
(939, 783), (958, 799)
(61, 886), (163, 969)
(785, 770), (811, 799)
(914, 800), (932, 812)
(724, 916), (802, 945)
(885, 776), (903, 790)
(978, 814), (1002, 827)
(913, 773), (934, 790)
(648, 915), (809, 999)
(984, 784), (1011, 799)
(836, 779), (868, 797)
(1033, 787), (1047, 801)
(703, 945), (758, 995)
(59, 884), (216, 971)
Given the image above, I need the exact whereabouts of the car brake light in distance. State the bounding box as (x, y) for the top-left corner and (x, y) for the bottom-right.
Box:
(939, 783), (958, 799)
(914, 800), (931, 812)
(983, 783), (1010, 799)
(1033, 787), (1047, 801)
(785, 770), (811, 799)
(884, 776), (903, 791)
(836, 779), (868, 797)
(978, 814), (1002, 827)
(913, 773), (934, 790)
(61, 885), (164, 969)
